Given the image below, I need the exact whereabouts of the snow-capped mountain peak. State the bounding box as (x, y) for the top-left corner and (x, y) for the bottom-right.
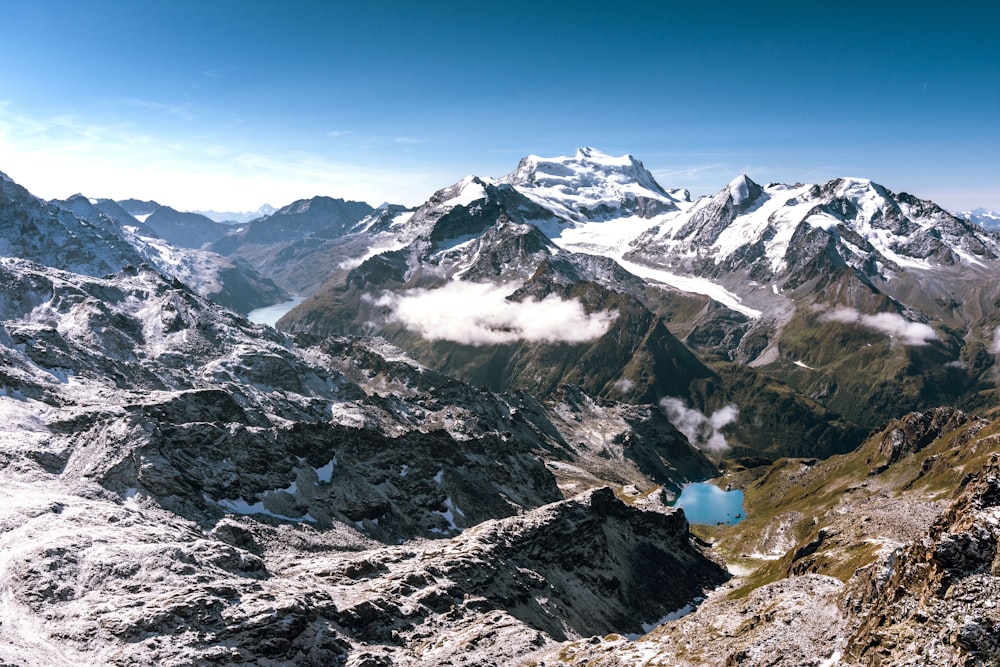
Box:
(629, 174), (1000, 291)
(500, 148), (681, 223)
(727, 174), (761, 207)
(446, 175), (494, 207)
(503, 147), (665, 194)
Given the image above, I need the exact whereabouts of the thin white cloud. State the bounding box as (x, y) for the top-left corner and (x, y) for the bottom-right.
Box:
(818, 308), (937, 346)
(613, 378), (635, 393)
(659, 398), (739, 454)
(372, 281), (618, 346)
(326, 130), (352, 138)
(651, 163), (728, 180)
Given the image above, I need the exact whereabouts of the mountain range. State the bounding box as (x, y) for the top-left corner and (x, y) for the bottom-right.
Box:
(192, 203), (277, 224)
(958, 207), (1000, 231)
(0, 151), (998, 665)
(260, 148), (1000, 440)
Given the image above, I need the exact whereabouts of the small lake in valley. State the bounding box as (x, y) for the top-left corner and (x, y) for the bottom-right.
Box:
(673, 482), (745, 526)
(247, 296), (305, 327)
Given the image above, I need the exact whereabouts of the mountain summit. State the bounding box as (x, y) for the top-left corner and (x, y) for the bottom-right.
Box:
(500, 147), (681, 221)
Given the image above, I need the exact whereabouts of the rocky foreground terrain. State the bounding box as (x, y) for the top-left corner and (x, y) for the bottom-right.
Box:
(0, 256), (727, 666)
(2, 153), (1000, 665)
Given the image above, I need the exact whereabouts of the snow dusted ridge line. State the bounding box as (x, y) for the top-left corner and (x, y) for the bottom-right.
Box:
(627, 171), (1000, 281)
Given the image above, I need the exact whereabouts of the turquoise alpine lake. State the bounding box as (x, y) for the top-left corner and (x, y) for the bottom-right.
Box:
(673, 483), (745, 526)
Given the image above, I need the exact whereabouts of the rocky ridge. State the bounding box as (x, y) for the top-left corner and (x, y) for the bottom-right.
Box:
(0, 481), (726, 667)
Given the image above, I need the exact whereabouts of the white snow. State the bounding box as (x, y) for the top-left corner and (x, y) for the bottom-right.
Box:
(400, 464), (409, 477)
(214, 495), (315, 523)
(541, 213), (664, 254)
(338, 236), (412, 270)
(805, 212), (841, 231)
(447, 176), (489, 207)
(729, 176), (750, 206)
(388, 210), (415, 228)
(614, 256), (762, 318)
(793, 360), (814, 370)
(314, 457), (335, 484)
(431, 496), (465, 534)
(818, 650), (842, 667)
(134, 213), (152, 223)
(503, 148), (680, 224)
(623, 600), (700, 639)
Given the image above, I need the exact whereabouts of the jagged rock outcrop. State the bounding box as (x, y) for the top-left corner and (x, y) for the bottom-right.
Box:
(845, 454), (1000, 666)
(874, 407), (973, 469)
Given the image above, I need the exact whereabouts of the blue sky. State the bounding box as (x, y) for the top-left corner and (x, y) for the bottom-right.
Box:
(1, 1), (997, 211)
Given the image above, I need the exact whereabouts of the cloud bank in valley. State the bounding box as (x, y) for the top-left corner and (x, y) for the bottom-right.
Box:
(372, 281), (618, 346)
(818, 308), (937, 346)
(660, 398), (739, 454)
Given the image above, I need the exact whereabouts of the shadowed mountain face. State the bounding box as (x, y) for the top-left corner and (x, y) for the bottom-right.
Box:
(141, 205), (234, 249)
